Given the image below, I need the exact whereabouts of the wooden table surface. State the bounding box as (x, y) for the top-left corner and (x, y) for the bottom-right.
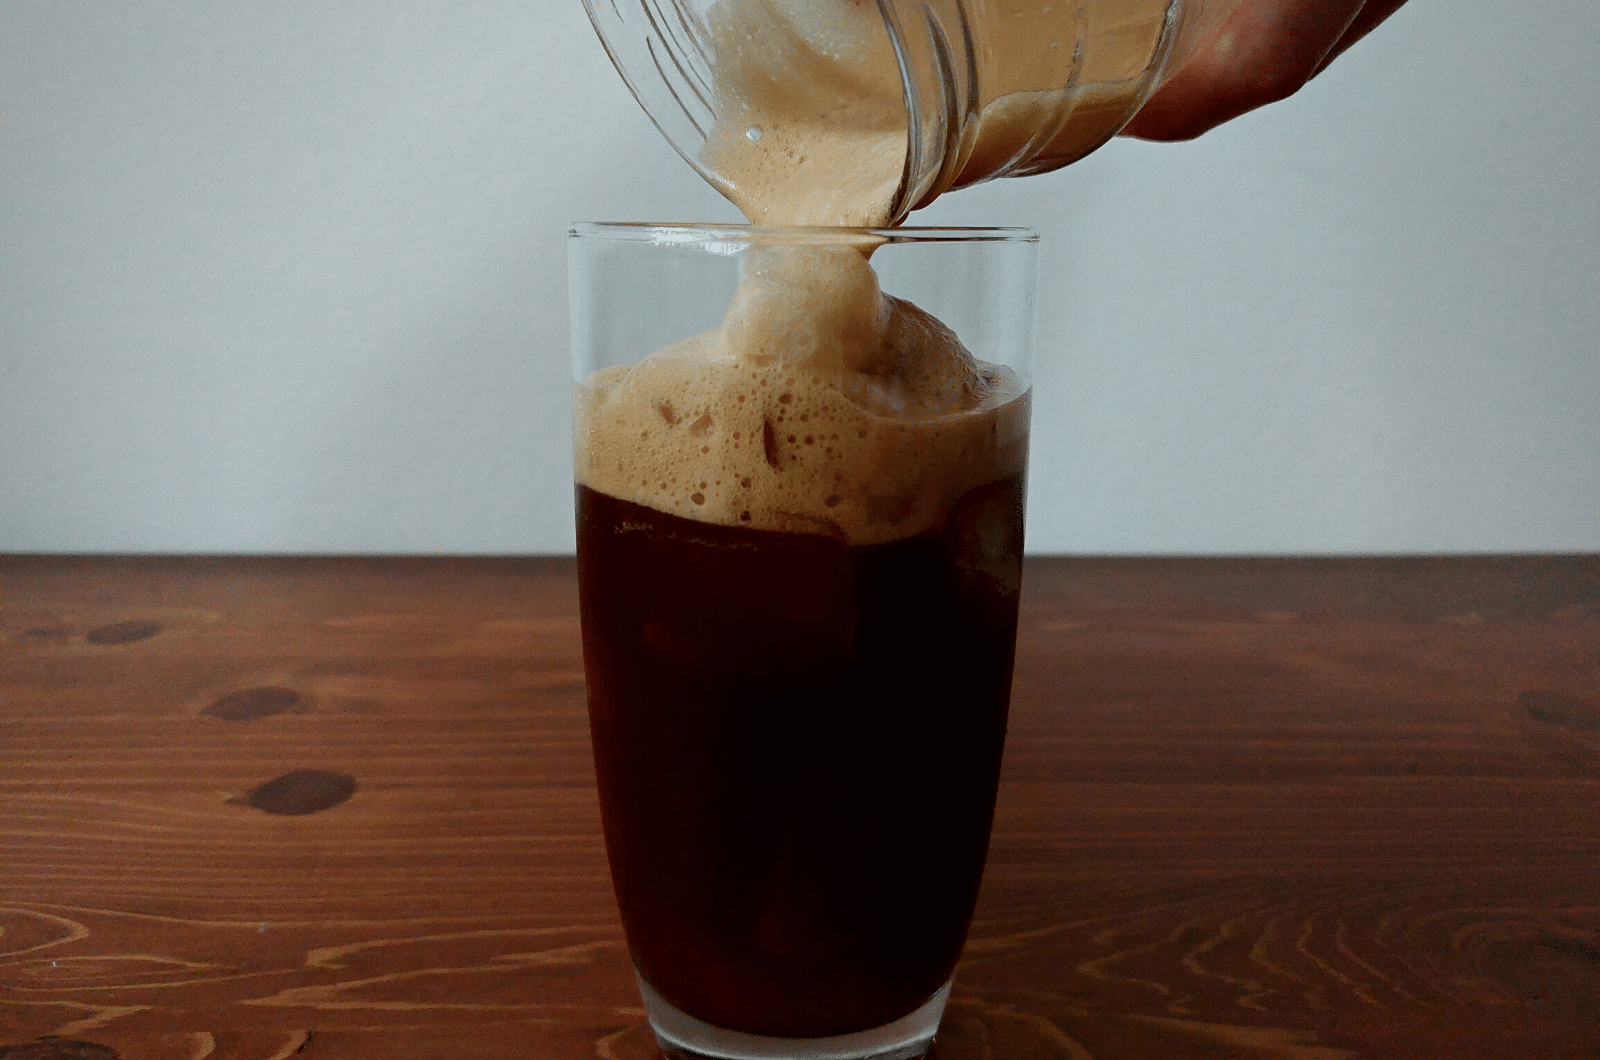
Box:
(2, 556), (1597, 1060)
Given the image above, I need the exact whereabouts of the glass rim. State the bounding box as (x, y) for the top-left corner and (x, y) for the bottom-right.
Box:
(568, 222), (1039, 245)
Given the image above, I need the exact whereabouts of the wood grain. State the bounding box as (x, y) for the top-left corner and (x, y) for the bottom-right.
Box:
(1, 556), (1596, 1059)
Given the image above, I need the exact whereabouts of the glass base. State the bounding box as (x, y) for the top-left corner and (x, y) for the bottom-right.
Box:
(637, 973), (952, 1060)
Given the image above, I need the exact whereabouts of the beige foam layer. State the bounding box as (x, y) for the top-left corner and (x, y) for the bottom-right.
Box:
(575, 245), (1028, 545)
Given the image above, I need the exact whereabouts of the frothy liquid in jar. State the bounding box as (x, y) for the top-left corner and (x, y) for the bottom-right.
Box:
(692, 0), (1182, 221)
(699, 0), (906, 228)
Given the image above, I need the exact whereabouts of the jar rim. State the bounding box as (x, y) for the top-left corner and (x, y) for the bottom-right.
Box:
(569, 221), (1039, 245)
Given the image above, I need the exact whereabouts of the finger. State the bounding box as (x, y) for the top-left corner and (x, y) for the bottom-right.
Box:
(1121, 0), (1367, 142)
(1312, 0), (1411, 76)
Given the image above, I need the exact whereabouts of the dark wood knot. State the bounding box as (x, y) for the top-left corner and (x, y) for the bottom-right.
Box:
(0, 1038), (121, 1060)
(239, 770), (358, 816)
(1521, 689), (1600, 733)
(85, 620), (162, 645)
(204, 687), (302, 721)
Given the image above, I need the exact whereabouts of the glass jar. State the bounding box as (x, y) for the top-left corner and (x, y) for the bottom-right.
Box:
(583, 0), (1243, 224)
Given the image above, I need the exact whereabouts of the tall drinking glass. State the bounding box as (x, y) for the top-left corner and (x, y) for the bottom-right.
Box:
(568, 223), (1037, 1060)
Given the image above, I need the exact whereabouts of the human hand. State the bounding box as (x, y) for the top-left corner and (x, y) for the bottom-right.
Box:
(1122, 0), (1410, 141)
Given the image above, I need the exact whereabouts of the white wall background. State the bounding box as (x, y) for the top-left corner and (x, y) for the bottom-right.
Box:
(1, 0), (1595, 555)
